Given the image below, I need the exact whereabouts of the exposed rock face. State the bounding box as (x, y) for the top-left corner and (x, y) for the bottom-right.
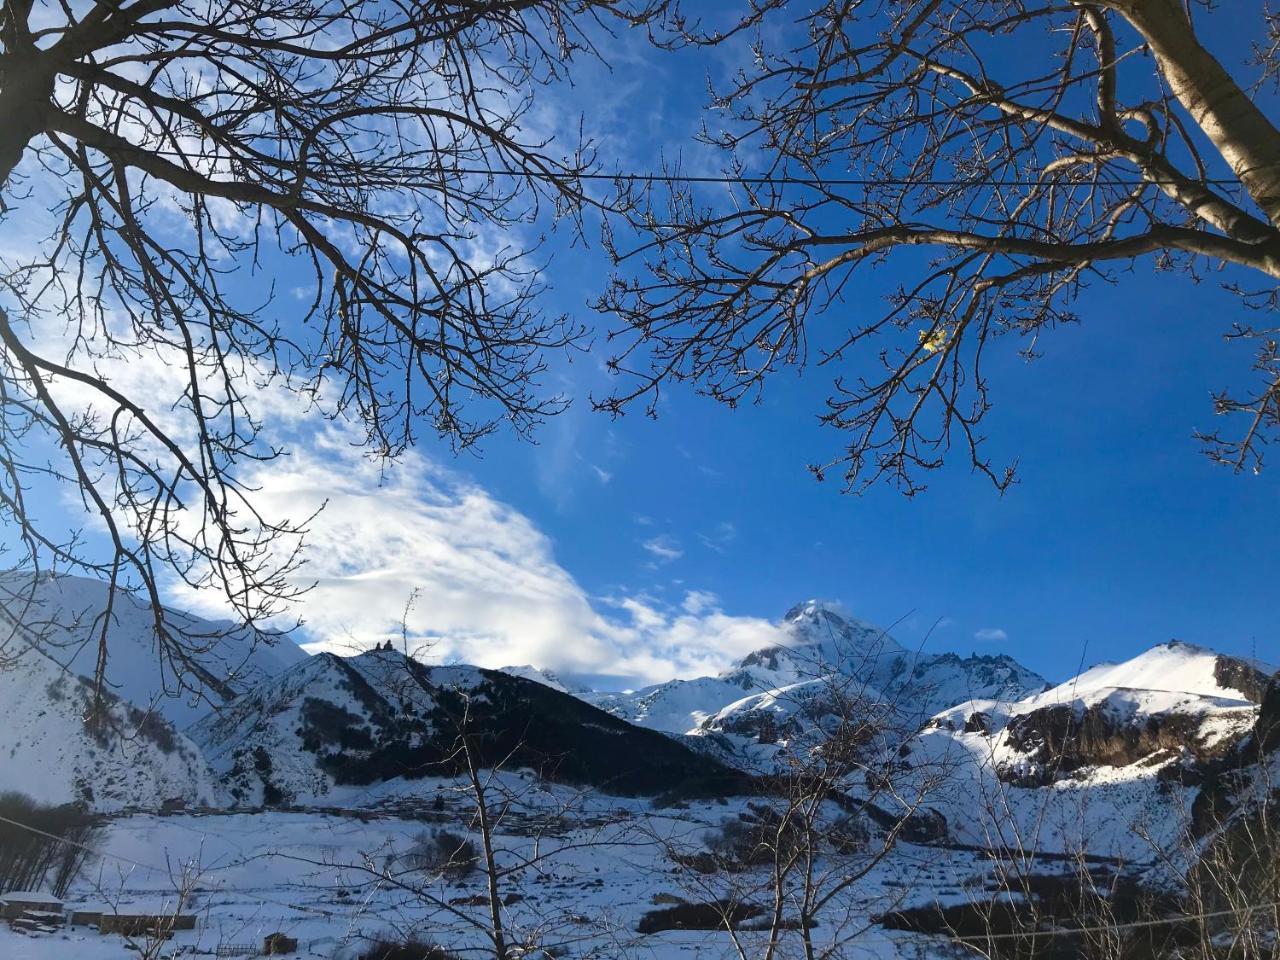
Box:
(714, 707), (793, 744)
(1189, 678), (1280, 836)
(1000, 703), (1216, 786)
(950, 645), (1275, 790)
(1213, 656), (1273, 705)
(1256, 678), (1280, 755)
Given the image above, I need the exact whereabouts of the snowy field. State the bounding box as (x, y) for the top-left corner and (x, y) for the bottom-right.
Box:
(0, 745), (1210, 960)
(0, 778), (1004, 960)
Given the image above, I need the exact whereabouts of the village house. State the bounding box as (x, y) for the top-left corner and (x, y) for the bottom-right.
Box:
(0, 892), (63, 920)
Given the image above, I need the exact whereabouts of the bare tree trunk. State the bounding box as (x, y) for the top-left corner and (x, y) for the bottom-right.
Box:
(1113, 0), (1280, 225)
(461, 732), (509, 960)
(0, 60), (51, 187)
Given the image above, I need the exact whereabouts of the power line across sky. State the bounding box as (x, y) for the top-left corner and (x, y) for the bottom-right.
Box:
(136, 147), (1246, 189)
(450, 168), (1246, 189)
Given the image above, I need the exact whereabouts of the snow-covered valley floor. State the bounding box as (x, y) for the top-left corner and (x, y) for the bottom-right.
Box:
(0, 780), (1011, 960)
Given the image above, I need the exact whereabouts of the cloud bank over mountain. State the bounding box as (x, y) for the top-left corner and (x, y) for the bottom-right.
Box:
(173, 435), (784, 688)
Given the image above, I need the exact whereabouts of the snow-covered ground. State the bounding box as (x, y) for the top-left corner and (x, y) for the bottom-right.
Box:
(0, 779), (1006, 960)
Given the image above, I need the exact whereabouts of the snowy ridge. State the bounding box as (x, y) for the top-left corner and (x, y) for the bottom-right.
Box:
(190, 652), (379, 805)
(495, 663), (588, 695)
(901, 641), (1273, 855)
(1037, 639), (1273, 705)
(191, 648), (746, 806)
(0, 573), (308, 729)
(0, 576), (1272, 847)
(921, 640), (1270, 767)
(190, 650), (496, 805)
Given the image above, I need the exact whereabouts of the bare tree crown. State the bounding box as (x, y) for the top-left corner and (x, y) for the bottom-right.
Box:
(0, 0), (653, 689)
(601, 0), (1280, 494)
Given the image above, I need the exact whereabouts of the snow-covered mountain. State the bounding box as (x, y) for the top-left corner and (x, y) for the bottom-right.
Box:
(920, 640), (1269, 784)
(496, 663), (592, 696)
(190, 648), (747, 806)
(0, 573), (308, 728)
(902, 641), (1274, 855)
(593, 602), (1047, 764)
(0, 644), (216, 810)
(0, 573), (1272, 853)
(0, 573), (304, 810)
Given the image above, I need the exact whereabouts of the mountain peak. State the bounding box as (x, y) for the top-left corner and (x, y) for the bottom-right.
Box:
(782, 599), (868, 631)
(783, 598), (847, 620)
(773, 600), (907, 666)
(1033, 639), (1273, 707)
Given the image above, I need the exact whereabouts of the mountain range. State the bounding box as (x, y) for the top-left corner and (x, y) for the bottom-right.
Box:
(0, 573), (1274, 865)
(189, 649), (748, 806)
(590, 600), (1049, 768)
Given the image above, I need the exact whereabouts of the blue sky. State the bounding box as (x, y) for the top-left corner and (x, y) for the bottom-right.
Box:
(13, 4), (1279, 688)
(449, 220), (1280, 685)
(403, 16), (1279, 685)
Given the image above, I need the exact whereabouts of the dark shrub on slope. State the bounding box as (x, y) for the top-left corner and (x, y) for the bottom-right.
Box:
(401, 829), (477, 879)
(637, 900), (764, 933)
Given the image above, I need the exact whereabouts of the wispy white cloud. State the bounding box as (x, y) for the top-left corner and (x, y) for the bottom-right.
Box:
(697, 521), (737, 553)
(641, 534), (684, 563)
(681, 590), (718, 616)
(590, 464), (613, 484)
(599, 592), (784, 684)
(42, 312), (780, 688)
(974, 627), (1008, 642)
(531, 398), (584, 509)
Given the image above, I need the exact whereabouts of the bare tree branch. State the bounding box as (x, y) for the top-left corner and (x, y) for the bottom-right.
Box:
(0, 0), (660, 691)
(602, 0), (1280, 494)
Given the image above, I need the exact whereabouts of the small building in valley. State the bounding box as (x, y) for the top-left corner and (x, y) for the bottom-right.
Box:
(65, 903), (107, 927)
(0, 891), (63, 919)
(263, 931), (299, 954)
